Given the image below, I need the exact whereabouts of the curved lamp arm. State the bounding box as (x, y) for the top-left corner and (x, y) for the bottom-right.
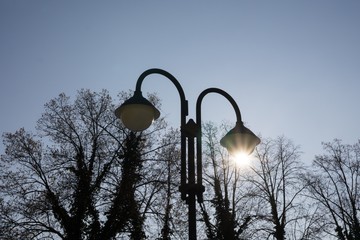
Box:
(131, 68), (189, 200)
(196, 88), (242, 124)
(195, 88), (240, 201)
(195, 88), (260, 202)
(134, 68), (189, 123)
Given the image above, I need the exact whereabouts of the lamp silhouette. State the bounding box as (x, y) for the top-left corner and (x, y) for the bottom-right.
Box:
(115, 68), (260, 240)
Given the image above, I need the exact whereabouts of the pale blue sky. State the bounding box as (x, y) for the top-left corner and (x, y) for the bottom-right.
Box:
(1, 1), (359, 163)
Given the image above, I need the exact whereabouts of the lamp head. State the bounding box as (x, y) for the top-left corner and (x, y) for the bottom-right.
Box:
(115, 91), (160, 131)
(220, 121), (260, 155)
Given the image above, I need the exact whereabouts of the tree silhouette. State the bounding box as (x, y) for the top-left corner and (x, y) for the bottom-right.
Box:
(200, 122), (252, 240)
(243, 136), (311, 240)
(304, 139), (360, 240)
(0, 89), (168, 239)
(2, 90), (358, 240)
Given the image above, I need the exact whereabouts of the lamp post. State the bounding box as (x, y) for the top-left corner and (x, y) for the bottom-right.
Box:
(115, 68), (260, 240)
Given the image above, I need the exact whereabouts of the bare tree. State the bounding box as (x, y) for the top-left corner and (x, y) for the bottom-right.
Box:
(246, 136), (308, 240)
(303, 139), (360, 240)
(200, 122), (252, 240)
(149, 129), (188, 240)
(0, 89), (171, 239)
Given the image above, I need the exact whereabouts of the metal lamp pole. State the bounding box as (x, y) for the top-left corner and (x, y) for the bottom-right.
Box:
(115, 68), (260, 240)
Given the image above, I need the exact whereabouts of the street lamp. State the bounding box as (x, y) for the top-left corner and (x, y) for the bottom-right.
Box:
(115, 68), (260, 240)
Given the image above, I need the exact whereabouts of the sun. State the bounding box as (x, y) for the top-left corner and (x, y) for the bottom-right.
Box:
(231, 151), (251, 167)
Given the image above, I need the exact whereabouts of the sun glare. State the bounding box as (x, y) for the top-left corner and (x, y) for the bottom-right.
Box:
(231, 151), (251, 167)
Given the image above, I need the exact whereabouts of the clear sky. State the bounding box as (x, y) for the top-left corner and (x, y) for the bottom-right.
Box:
(1, 1), (359, 163)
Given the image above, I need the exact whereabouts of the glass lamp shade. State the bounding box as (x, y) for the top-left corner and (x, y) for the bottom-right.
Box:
(220, 122), (260, 155)
(115, 92), (160, 131)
